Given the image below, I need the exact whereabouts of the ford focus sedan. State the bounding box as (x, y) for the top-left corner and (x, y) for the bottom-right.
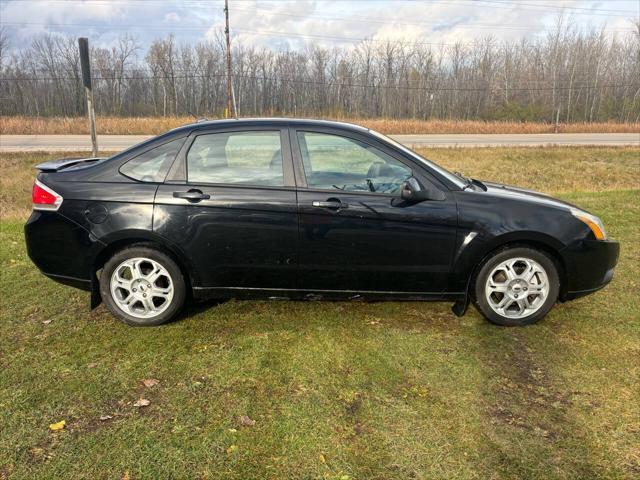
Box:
(24, 119), (619, 326)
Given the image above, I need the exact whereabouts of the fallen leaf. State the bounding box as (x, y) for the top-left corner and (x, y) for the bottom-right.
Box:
(41, 320), (52, 325)
(239, 415), (256, 427)
(227, 428), (237, 433)
(99, 415), (113, 421)
(142, 379), (159, 388)
(226, 444), (238, 454)
(133, 399), (150, 408)
(48, 420), (66, 431)
(319, 453), (326, 463)
(30, 447), (45, 457)
(87, 363), (98, 368)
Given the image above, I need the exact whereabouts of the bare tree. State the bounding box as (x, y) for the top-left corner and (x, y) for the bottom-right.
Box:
(1, 20), (638, 122)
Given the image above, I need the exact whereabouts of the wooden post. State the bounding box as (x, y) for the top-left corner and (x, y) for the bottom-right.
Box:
(78, 38), (98, 156)
(224, 0), (237, 118)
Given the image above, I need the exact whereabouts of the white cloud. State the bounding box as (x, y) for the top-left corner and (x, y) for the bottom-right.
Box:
(1, 0), (636, 52)
(163, 12), (181, 24)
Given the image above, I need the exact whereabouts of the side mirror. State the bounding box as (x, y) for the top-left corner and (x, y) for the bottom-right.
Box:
(400, 177), (445, 202)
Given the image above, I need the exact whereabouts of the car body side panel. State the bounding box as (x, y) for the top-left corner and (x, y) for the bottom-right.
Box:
(296, 189), (458, 293)
(25, 172), (159, 282)
(450, 189), (601, 294)
(153, 185), (299, 289)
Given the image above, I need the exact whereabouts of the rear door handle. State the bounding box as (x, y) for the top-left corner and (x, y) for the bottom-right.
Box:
(173, 189), (210, 202)
(312, 200), (348, 210)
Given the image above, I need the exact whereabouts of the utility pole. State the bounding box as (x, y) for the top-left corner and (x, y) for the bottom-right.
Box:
(78, 37), (98, 156)
(224, 0), (237, 118)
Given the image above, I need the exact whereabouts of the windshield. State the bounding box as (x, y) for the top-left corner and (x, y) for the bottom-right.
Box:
(368, 129), (466, 189)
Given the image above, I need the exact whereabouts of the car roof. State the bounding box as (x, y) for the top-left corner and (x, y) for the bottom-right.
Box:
(171, 117), (371, 135)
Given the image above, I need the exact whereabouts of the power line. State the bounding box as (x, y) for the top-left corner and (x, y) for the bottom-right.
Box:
(2, 19), (634, 35)
(0, 73), (636, 93)
(4, 0), (638, 17)
(465, 0), (639, 16)
(3, 0), (638, 16)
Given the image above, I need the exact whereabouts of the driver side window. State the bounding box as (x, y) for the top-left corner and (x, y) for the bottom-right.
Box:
(297, 131), (411, 194)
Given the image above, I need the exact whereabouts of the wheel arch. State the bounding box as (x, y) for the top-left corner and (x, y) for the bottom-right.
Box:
(92, 230), (198, 293)
(467, 235), (568, 301)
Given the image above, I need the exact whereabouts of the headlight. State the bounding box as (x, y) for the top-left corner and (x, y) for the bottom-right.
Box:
(571, 209), (607, 240)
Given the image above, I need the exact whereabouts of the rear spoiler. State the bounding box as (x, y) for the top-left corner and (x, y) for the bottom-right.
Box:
(35, 157), (104, 172)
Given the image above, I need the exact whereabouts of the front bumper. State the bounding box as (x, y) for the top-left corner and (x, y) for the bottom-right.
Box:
(561, 239), (620, 300)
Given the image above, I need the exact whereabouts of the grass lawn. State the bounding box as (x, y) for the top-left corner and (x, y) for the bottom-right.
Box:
(0, 147), (639, 479)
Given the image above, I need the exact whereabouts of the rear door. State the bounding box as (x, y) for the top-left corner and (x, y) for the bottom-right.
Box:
(292, 128), (458, 294)
(154, 126), (299, 291)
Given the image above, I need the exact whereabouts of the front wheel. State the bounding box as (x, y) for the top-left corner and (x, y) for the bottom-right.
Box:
(473, 247), (560, 326)
(100, 246), (186, 326)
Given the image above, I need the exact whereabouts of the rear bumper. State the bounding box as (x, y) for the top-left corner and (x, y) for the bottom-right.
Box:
(43, 272), (92, 291)
(24, 210), (98, 289)
(561, 239), (619, 300)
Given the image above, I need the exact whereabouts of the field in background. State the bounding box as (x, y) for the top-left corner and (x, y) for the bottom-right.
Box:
(1, 115), (639, 135)
(1, 148), (638, 478)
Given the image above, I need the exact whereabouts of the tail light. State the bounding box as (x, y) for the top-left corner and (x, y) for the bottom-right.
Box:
(32, 179), (63, 211)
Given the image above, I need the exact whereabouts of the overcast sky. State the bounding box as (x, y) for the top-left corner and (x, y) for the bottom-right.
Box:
(1, 0), (638, 52)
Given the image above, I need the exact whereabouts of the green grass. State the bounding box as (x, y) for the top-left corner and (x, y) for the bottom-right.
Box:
(1, 149), (639, 479)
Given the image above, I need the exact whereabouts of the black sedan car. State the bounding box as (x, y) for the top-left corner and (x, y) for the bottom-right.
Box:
(25, 118), (619, 326)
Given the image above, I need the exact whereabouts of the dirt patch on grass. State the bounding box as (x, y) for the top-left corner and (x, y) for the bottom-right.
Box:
(475, 328), (609, 478)
(487, 333), (573, 439)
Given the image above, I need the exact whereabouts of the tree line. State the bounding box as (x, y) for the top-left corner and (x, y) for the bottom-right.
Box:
(0, 21), (639, 123)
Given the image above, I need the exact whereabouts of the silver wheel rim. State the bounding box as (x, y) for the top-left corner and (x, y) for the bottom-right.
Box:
(110, 257), (174, 319)
(485, 257), (549, 319)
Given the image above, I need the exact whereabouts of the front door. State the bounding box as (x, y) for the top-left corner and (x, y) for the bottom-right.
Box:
(293, 129), (458, 294)
(154, 127), (299, 290)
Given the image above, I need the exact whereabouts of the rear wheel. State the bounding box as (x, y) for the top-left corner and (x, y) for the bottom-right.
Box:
(473, 247), (559, 326)
(100, 246), (186, 326)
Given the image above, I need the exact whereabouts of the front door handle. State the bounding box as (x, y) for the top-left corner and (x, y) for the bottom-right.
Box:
(312, 200), (348, 210)
(173, 189), (210, 202)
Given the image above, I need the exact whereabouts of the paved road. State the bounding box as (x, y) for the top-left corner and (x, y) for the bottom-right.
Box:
(1, 133), (638, 152)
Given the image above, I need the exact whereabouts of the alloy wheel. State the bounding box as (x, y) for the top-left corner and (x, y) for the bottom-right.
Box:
(484, 257), (549, 319)
(109, 257), (174, 319)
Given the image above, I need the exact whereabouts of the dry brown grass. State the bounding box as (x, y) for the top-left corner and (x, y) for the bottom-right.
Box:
(1, 116), (638, 135)
(357, 118), (640, 135)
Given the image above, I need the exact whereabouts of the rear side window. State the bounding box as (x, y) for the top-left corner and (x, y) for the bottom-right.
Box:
(187, 131), (284, 186)
(120, 138), (184, 182)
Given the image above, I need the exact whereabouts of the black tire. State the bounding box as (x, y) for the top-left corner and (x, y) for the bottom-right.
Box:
(473, 247), (560, 326)
(99, 246), (186, 326)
